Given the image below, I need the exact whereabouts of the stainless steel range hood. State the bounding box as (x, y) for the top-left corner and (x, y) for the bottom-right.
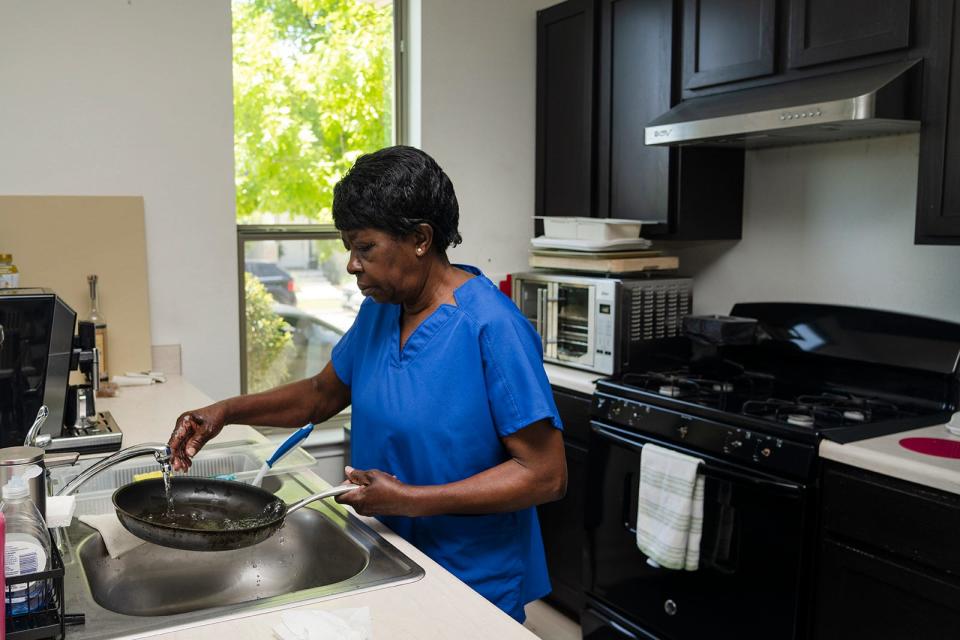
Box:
(645, 59), (921, 148)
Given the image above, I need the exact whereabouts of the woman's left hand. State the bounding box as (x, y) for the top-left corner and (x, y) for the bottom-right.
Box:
(336, 466), (415, 516)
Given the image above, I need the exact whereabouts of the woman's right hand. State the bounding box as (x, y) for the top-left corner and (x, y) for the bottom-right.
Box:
(167, 404), (227, 472)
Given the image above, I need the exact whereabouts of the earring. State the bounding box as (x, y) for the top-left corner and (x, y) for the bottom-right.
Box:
(417, 248), (423, 255)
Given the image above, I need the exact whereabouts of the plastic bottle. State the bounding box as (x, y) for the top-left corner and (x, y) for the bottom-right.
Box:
(1, 465), (50, 616)
(0, 254), (19, 289)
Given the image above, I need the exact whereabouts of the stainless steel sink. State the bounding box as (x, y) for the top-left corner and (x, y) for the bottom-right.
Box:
(60, 471), (423, 638)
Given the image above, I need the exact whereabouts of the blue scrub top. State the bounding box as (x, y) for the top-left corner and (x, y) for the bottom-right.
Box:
(331, 265), (562, 622)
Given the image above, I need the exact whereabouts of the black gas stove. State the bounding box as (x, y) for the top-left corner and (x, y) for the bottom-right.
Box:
(592, 302), (960, 479)
(583, 303), (960, 640)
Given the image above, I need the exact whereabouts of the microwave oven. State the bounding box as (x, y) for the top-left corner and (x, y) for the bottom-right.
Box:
(511, 272), (692, 375)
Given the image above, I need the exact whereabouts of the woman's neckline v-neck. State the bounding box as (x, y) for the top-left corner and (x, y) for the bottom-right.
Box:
(393, 272), (480, 364)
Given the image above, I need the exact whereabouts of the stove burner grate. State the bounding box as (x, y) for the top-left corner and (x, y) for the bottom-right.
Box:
(620, 369), (776, 409)
(742, 393), (908, 429)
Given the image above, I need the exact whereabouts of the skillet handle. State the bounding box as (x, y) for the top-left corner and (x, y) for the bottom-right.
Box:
(285, 483), (360, 514)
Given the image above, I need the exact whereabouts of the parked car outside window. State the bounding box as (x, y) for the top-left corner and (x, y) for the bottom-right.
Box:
(246, 260), (297, 305)
(273, 303), (344, 381)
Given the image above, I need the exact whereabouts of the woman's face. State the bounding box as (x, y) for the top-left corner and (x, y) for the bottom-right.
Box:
(342, 228), (425, 304)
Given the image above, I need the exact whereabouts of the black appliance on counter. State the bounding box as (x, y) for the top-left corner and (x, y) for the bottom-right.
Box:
(0, 288), (122, 453)
(583, 303), (960, 640)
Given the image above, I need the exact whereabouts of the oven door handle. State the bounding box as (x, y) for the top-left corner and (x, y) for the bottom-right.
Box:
(592, 423), (805, 494)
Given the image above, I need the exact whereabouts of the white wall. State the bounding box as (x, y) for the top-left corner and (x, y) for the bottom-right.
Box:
(0, 0), (240, 400)
(676, 134), (960, 323)
(0, 0), (566, 400)
(413, 0), (557, 282)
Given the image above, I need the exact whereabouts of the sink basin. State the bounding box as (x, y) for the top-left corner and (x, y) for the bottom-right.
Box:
(79, 508), (368, 616)
(60, 471), (423, 639)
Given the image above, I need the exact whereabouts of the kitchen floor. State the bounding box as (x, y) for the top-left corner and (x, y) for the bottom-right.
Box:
(524, 600), (580, 640)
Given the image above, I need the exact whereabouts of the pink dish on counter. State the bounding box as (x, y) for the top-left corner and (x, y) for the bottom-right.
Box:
(899, 437), (960, 459)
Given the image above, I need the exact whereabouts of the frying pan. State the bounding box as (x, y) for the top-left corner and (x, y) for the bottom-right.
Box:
(112, 477), (358, 551)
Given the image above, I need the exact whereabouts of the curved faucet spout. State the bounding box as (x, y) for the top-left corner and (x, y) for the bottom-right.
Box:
(56, 443), (172, 497)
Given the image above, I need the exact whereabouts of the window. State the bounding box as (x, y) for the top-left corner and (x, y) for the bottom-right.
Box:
(233, 0), (399, 392)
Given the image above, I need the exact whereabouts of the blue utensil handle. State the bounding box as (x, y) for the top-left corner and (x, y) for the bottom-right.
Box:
(266, 423), (314, 467)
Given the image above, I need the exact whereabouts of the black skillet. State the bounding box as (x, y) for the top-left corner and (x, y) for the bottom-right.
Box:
(111, 477), (358, 551)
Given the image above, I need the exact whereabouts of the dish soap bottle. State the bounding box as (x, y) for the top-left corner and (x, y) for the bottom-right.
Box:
(0, 254), (19, 289)
(1, 465), (50, 616)
(87, 274), (108, 380)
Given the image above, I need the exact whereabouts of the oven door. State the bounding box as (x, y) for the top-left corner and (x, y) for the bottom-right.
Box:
(586, 422), (809, 640)
(514, 278), (555, 358)
(553, 282), (595, 368)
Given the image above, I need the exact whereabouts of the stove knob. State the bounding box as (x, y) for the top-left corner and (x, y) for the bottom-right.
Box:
(664, 599), (678, 616)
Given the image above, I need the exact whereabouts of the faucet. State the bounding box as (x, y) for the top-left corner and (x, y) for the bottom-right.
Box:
(24, 405), (51, 448)
(56, 442), (172, 497)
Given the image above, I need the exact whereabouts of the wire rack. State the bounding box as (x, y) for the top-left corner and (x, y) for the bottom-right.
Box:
(4, 530), (66, 640)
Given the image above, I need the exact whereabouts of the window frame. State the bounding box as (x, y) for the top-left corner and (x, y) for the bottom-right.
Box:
(237, 225), (343, 393)
(234, 0), (404, 393)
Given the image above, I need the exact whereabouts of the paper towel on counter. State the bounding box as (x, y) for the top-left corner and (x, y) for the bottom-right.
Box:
(272, 607), (372, 640)
(79, 512), (146, 559)
(45, 495), (76, 528)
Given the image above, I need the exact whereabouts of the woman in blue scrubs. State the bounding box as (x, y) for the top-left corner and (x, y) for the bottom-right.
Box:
(168, 146), (567, 622)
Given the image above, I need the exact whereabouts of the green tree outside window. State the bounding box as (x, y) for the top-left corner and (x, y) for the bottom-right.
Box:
(234, 0), (394, 224)
(235, 0), (394, 391)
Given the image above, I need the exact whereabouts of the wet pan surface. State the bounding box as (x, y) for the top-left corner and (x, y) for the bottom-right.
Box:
(113, 477), (288, 551)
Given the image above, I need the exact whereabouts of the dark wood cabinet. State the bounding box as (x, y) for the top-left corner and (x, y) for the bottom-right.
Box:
(596, 0), (673, 224)
(537, 0), (744, 238)
(596, 0), (743, 237)
(788, 0), (913, 69)
(815, 462), (960, 638)
(535, 0), (596, 220)
(679, 0), (919, 99)
(916, 0), (960, 243)
(538, 0), (960, 244)
(816, 539), (960, 640)
(672, 0), (959, 244)
(682, 0), (777, 89)
(538, 387), (592, 618)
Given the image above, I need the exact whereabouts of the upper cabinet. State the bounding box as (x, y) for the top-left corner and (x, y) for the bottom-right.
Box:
(679, 0), (919, 99)
(788, 0), (913, 69)
(682, 0), (777, 89)
(537, 0), (960, 245)
(916, 0), (960, 244)
(537, 0), (744, 240)
(535, 0), (596, 220)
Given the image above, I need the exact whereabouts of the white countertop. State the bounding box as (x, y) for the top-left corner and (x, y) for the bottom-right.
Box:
(95, 377), (537, 639)
(820, 422), (960, 495)
(543, 363), (601, 396)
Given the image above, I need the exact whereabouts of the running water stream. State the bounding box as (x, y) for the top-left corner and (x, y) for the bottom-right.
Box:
(161, 462), (174, 517)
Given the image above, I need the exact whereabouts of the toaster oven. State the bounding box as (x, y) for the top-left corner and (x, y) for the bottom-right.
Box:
(511, 272), (692, 375)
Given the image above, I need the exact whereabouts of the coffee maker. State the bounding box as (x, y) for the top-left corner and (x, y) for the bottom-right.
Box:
(0, 288), (122, 453)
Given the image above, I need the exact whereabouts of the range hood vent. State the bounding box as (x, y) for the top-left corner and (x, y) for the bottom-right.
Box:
(645, 59), (921, 148)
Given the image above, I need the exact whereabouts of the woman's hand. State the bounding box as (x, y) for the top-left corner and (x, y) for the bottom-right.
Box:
(167, 404), (227, 471)
(335, 466), (415, 516)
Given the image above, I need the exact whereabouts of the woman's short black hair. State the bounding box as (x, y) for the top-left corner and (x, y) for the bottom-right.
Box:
(332, 145), (462, 255)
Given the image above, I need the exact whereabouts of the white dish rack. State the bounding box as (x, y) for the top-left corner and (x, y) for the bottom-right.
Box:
(538, 216), (650, 242)
(49, 441), (315, 517)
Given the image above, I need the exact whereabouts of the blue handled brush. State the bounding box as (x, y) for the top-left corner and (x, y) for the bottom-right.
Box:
(252, 423), (314, 487)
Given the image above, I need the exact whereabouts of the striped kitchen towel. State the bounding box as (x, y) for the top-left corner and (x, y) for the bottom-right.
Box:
(636, 442), (705, 571)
